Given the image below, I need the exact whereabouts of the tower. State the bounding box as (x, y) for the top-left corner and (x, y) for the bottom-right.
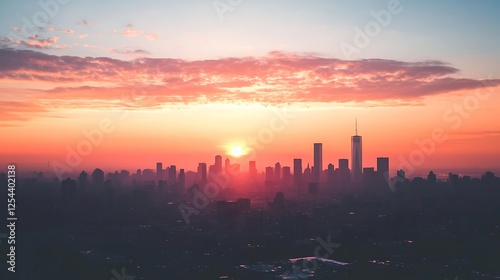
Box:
(377, 157), (390, 189)
(249, 161), (257, 181)
(197, 163), (207, 183)
(293, 159), (302, 192)
(351, 119), (363, 185)
(274, 162), (281, 183)
(313, 143), (322, 183)
(215, 155), (223, 174)
(156, 162), (163, 181)
(169, 165), (177, 184)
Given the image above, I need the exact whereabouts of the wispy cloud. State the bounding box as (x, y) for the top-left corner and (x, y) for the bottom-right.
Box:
(0, 100), (49, 123)
(114, 24), (159, 41)
(108, 48), (151, 56)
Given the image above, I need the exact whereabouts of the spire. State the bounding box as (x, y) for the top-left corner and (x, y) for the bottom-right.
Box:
(355, 118), (358, 136)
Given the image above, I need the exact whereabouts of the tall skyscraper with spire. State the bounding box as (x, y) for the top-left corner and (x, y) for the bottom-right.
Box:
(351, 119), (363, 185)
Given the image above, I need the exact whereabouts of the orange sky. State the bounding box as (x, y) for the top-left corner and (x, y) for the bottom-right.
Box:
(1, 53), (499, 179)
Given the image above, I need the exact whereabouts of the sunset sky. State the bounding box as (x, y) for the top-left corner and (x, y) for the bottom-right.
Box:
(1, 0), (500, 178)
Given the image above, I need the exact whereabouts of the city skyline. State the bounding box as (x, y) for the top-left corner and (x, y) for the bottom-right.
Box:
(2, 1), (500, 279)
(1, 1), (500, 175)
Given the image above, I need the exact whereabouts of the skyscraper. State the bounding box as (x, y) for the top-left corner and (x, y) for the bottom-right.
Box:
(377, 157), (389, 177)
(282, 166), (291, 188)
(91, 168), (104, 187)
(265, 166), (274, 188)
(274, 162), (281, 183)
(351, 120), (363, 185)
(225, 158), (231, 173)
(77, 171), (88, 188)
(197, 163), (207, 183)
(178, 169), (185, 194)
(169, 165), (177, 184)
(293, 159), (302, 191)
(313, 143), (322, 183)
(377, 157), (390, 188)
(156, 162), (163, 181)
(249, 161), (257, 181)
(265, 166), (274, 182)
(215, 155), (223, 174)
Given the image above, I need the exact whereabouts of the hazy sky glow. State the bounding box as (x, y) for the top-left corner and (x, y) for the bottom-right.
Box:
(1, 0), (500, 177)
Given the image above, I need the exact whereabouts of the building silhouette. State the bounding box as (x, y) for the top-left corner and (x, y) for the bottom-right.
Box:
(351, 120), (363, 185)
(169, 165), (177, 184)
(91, 168), (104, 187)
(178, 169), (185, 194)
(377, 157), (390, 188)
(156, 162), (163, 181)
(249, 161), (257, 182)
(293, 159), (302, 192)
(225, 158), (231, 173)
(77, 171), (88, 188)
(274, 162), (281, 183)
(313, 143), (322, 183)
(282, 166), (291, 188)
(197, 163), (207, 183)
(215, 155), (223, 174)
(265, 166), (274, 187)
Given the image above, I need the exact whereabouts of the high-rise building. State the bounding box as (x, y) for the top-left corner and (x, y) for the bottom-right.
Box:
(363, 167), (376, 187)
(282, 166), (291, 188)
(377, 157), (389, 174)
(215, 155), (223, 174)
(339, 159), (349, 171)
(293, 159), (302, 191)
(91, 168), (104, 187)
(427, 171), (437, 184)
(156, 162), (163, 181)
(197, 163), (207, 183)
(351, 120), (363, 185)
(265, 166), (274, 182)
(303, 164), (311, 186)
(377, 157), (390, 189)
(327, 163), (335, 188)
(397, 169), (405, 180)
(313, 143), (322, 183)
(178, 169), (186, 193)
(77, 171), (88, 188)
(225, 158), (231, 173)
(265, 166), (275, 188)
(377, 157), (389, 179)
(169, 165), (177, 184)
(274, 162), (281, 183)
(249, 161), (257, 181)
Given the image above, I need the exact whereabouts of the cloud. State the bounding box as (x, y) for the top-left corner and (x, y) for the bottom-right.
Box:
(114, 25), (159, 41)
(64, 29), (75, 34)
(0, 49), (499, 110)
(0, 100), (48, 124)
(1, 35), (62, 49)
(108, 48), (151, 56)
(78, 34), (88, 39)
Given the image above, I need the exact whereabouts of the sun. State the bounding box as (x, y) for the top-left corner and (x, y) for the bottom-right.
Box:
(230, 146), (243, 157)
